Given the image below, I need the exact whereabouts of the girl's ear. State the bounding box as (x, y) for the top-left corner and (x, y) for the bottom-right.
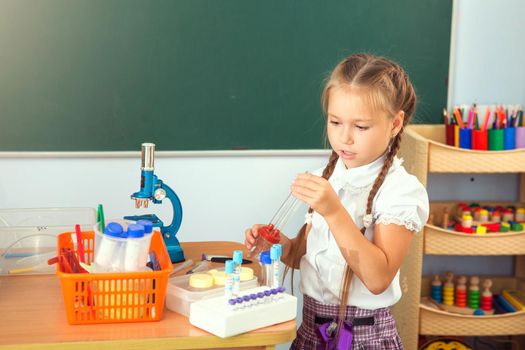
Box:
(391, 111), (405, 137)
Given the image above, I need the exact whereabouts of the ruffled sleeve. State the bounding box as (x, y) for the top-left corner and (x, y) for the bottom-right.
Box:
(372, 168), (429, 233)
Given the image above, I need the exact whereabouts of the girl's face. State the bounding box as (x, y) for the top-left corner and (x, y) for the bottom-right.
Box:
(326, 87), (403, 169)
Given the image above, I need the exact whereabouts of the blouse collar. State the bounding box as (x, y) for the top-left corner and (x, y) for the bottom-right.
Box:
(330, 154), (403, 191)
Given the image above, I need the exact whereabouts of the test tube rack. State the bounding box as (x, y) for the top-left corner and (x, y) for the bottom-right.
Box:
(189, 286), (297, 338)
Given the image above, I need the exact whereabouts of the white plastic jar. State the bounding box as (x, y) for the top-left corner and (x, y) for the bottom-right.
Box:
(124, 224), (149, 272)
(94, 222), (126, 272)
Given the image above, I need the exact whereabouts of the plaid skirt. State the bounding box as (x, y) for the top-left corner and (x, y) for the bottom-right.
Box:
(290, 295), (403, 350)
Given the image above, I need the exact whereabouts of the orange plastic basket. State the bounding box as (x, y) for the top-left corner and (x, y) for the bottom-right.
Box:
(56, 230), (173, 325)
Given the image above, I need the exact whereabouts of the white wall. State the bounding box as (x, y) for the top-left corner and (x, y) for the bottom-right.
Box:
(432, 0), (525, 279)
(449, 0), (525, 108)
(0, 151), (328, 244)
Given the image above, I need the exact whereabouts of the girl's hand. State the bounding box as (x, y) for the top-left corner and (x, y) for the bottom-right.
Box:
(291, 173), (342, 217)
(244, 224), (265, 251)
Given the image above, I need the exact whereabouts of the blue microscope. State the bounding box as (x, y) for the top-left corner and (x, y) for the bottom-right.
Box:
(124, 143), (185, 263)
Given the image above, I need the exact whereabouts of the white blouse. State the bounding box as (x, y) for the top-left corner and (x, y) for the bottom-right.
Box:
(299, 155), (429, 309)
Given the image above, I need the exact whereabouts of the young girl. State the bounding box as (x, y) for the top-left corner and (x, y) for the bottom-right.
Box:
(245, 53), (429, 349)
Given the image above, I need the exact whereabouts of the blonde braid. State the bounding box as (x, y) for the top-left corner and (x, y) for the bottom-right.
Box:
(322, 150), (339, 180)
(360, 132), (403, 233)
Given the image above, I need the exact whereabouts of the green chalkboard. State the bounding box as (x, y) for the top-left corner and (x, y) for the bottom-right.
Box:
(0, 0), (451, 151)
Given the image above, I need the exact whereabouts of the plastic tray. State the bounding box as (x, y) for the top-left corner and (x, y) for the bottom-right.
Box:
(166, 272), (258, 317)
(0, 207), (96, 275)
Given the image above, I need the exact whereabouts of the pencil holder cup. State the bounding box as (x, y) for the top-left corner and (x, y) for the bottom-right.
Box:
(504, 127), (516, 150)
(488, 129), (504, 150)
(459, 128), (472, 149)
(445, 124), (455, 146)
(516, 127), (525, 149)
(472, 130), (488, 150)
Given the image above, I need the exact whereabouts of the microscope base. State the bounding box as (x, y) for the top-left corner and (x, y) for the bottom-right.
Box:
(167, 245), (185, 263)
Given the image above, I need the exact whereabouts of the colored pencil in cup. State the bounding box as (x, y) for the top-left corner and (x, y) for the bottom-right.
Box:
(482, 106), (490, 131)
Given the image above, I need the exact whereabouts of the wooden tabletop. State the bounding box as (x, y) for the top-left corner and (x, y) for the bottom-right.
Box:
(0, 241), (296, 350)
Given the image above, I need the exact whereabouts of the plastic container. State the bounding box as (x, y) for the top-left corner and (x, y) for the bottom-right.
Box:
(56, 230), (173, 324)
(445, 124), (455, 146)
(270, 244), (282, 289)
(504, 127), (516, 150)
(166, 271), (258, 317)
(224, 260), (234, 299)
(137, 219), (154, 255)
(124, 224), (150, 272)
(472, 129), (488, 150)
(488, 129), (504, 150)
(232, 250), (243, 295)
(516, 127), (525, 149)
(259, 250), (271, 286)
(459, 128), (472, 149)
(0, 207), (96, 275)
(93, 222), (126, 272)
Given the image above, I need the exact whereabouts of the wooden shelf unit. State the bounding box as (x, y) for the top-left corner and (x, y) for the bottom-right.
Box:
(392, 125), (525, 350)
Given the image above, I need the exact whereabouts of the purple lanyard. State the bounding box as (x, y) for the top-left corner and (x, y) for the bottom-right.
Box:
(316, 321), (353, 350)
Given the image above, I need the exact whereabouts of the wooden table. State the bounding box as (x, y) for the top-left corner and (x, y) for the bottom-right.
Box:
(0, 241), (296, 350)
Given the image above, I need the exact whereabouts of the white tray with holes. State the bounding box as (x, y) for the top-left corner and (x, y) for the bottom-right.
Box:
(189, 286), (297, 338)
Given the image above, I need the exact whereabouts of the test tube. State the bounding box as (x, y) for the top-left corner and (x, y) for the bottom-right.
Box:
(233, 296), (243, 311)
(270, 244), (282, 300)
(242, 294), (251, 308)
(249, 293), (257, 307)
(263, 289), (272, 304)
(232, 250), (243, 296)
(224, 260), (234, 302)
(249, 192), (301, 258)
(259, 251), (272, 287)
(256, 291), (265, 305)
(269, 193), (299, 230)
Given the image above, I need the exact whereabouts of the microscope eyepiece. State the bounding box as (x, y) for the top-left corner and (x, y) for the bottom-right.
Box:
(141, 143), (155, 170)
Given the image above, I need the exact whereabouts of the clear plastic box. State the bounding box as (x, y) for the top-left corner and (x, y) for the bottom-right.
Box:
(0, 207), (96, 275)
(166, 272), (259, 317)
